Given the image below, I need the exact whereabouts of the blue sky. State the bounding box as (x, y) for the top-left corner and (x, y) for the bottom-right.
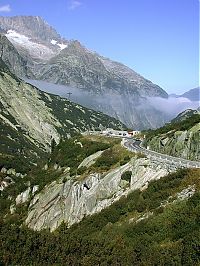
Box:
(0, 0), (198, 94)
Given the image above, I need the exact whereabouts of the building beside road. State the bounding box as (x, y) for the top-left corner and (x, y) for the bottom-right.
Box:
(83, 128), (140, 138)
(102, 128), (140, 138)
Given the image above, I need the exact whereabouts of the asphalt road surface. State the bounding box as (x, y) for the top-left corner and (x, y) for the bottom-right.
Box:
(124, 139), (200, 169)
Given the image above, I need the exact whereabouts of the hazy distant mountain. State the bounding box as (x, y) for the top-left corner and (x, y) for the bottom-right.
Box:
(0, 15), (169, 129)
(168, 93), (179, 98)
(170, 87), (200, 102)
(181, 87), (200, 101)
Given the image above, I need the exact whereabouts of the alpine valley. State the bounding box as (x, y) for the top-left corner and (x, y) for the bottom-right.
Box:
(0, 15), (200, 266)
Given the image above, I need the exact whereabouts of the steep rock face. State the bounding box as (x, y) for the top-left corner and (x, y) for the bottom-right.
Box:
(130, 158), (168, 190)
(39, 41), (113, 93)
(99, 56), (166, 98)
(0, 16), (62, 43)
(25, 157), (170, 231)
(36, 41), (168, 129)
(0, 16), (68, 63)
(146, 123), (200, 161)
(0, 71), (61, 151)
(0, 34), (33, 77)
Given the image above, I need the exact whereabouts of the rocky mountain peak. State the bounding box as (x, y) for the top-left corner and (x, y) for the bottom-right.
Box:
(55, 39), (106, 73)
(60, 40), (90, 56)
(69, 40), (84, 49)
(0, 15), (62, 43)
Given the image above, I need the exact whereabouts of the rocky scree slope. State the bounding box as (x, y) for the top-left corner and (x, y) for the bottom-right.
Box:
(0, 15), (168, 129)
(144, 113), (200, 161)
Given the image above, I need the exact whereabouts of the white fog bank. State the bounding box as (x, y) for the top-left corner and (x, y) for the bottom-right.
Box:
(25, 79), (200, 127)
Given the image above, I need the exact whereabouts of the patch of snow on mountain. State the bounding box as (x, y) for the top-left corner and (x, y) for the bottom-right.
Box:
(6, 30), (29, 44)
(57, 43), (68, 50)
(51, 39), (57, 45)
(6, 30), (57, 60)
(51, 39), (67, 50)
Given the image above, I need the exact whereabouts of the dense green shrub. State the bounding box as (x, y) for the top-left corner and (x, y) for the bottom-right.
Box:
(93, 148), (121, 170)
(121, 171), (132, 182)
(120, 155), (130, 165)
(50, 136), (111, 174)
(77, 166), (87, 175)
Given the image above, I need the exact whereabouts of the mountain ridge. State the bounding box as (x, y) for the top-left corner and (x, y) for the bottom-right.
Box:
(171, 108), (200, 123)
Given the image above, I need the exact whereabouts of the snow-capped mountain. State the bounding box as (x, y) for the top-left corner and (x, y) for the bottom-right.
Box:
(5, 30), (68, 61)
(50, 39), (68, 50)
(0, 15), (169, 129)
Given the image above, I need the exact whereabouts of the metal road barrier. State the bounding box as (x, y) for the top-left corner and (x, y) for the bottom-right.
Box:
(124, 139), (200, 169)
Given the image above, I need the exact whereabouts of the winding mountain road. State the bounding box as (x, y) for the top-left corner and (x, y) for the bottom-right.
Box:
(124, 139), (200, 169)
